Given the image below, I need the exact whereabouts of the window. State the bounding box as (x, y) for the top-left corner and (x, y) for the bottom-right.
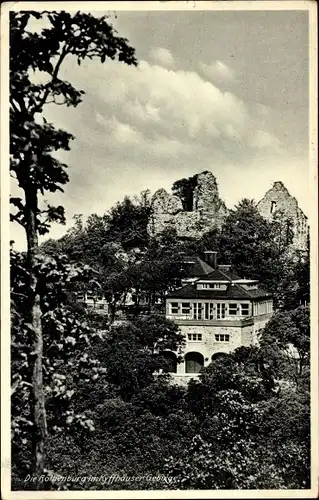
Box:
(215, 334), (230, 342)
(216, 303), (226, 319)
(97, 304), (105, 310)
(209, 303), (214, 319)
(185, 352), (204, 373)
(187, 333), (202, 342)
(270, 200), (277, 214)
(240, 303), (250, 316)
(228, 304), (238, 316)
(193, 303), (202, 320)
(181, 302), (191, 314)
(204, 303), (214, 320)
(162, 351), (177, 373)
(170, 302), (179, 314)
(201, 283), (222, 289)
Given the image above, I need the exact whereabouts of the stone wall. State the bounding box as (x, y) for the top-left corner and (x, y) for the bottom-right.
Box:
(176, 323), (245, 374)
(148, 171), (228, 238)
(257, 181), (309, 252)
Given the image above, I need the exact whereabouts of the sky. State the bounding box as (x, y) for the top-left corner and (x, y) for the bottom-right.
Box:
(10, 8), (311, 251)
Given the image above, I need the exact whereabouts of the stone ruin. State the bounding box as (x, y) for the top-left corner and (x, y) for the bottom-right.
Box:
(148, 172), (309, 252)
(147, 171), (228, 239)
(257, 181), (309, 252)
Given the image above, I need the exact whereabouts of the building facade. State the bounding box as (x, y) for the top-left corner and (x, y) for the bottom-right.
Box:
(164, 262), (273, 383)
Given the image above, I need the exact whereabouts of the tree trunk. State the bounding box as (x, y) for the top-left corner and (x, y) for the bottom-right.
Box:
(25, 187), (47, 482)
(109, 300), (116, 323)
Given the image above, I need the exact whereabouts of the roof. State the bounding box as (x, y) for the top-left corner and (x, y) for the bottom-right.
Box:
(180, 255), (214, 278)
(197, 268), (243, 282)
(167, 282), (272, 300)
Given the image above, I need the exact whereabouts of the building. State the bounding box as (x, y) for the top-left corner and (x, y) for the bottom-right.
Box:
(76, 291), (109, 313)
(164, 255), (273, 383)
(257, 181), (309, 252)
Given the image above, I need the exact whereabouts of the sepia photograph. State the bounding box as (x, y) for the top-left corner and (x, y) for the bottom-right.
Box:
(1, 1), (318, 497)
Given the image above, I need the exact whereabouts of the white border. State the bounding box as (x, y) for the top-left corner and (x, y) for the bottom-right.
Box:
(1, 2), (318, 499)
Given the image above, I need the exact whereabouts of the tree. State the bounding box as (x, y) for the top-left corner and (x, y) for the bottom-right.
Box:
(163, 433), (308, 489)
(218, 199), (275, 278)
(260, 306), (310, 386)
(217, 199), (298, 308)
(102, 315), (184, 400)
(124, 230), (186, 313)
(104, 194), (152, 251)
(163, 347), (310, 490)
(10, 10), (137, 479)
(172, 173), (204, 211)
(10, 250), (111, 488)
(294, 234), (310, 306)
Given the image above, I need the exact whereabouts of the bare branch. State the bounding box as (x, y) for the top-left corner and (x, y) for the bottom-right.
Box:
(32, 44), (70, 115)
(11, 291), (29, 299)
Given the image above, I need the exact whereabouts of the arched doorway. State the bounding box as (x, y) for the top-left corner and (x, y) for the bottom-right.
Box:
(185, 352), (204, 373)
(162, 351), (177, 373)
(211, 352), (228, 362)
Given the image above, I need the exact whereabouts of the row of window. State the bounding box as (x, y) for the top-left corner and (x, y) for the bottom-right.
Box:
(199, 283), (224, 289)
(170, 302), (250, 318)
(253, 301), (273, 315)
(187, 333), (230, 342)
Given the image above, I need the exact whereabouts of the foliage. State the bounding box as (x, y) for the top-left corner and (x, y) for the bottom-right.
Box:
(260, 306), (310, 386)
(294, 235), (310, 306)
(11, 250), (112, 486)
(100, 315), (184, 400)
(105, 192), (152, 250)
(163, 434), (308, 489)
(10, 10), (137, 232)
(10, 10), (137, 478)
(162, 348), (310, 490)
(172, 172), (208, 211)
(41, 221), (186, 319)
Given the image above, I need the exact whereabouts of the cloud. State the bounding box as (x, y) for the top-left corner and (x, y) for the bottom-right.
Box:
(249, 130), (281, 150)
(84, 59), (279, 157)
(149, 47), (175, 68)
(199, 60), (235, 83)
(47, 56), (284, 174)
(90, 60), (247, 143)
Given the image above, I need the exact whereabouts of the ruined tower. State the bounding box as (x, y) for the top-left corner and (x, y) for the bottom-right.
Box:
(256, 181), (309, 252)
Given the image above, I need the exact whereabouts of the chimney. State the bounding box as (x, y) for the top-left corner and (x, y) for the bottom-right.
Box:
(219, 264), (232, 272)
(203, 251), (217, 269)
